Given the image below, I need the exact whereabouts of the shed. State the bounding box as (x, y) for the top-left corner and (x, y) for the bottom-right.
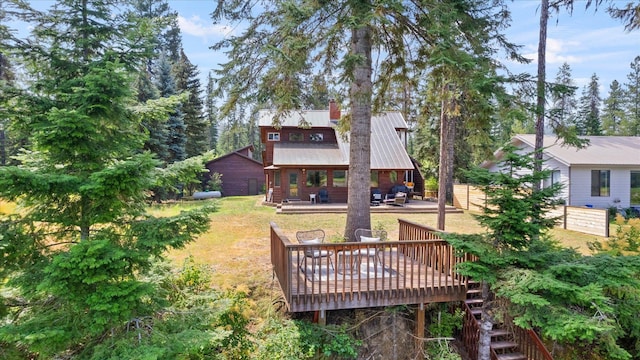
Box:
(204, 145), (264, 196)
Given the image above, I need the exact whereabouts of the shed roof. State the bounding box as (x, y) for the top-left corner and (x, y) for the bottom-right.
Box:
(506, 134), (640, 166)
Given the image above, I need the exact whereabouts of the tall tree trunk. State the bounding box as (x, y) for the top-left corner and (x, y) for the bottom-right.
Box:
(437, 84), (449, 231)
(478, 281), (493, 360)
(344, 19), (372, 241)
(437, 84), (456, 231)
(534, 0), (549, 184)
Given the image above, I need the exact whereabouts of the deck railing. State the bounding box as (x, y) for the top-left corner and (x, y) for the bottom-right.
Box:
(270, 221), (469, 313)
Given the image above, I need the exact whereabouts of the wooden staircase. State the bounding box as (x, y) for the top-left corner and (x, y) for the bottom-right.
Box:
(462, 281), (552, 360)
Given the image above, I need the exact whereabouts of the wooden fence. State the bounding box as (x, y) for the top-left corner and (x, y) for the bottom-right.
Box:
(453, 184), (609, 237)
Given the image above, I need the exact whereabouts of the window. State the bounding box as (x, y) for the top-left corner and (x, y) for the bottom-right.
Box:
(591, 170), (610, 197)
(370, 171), (379, 187)
(289, 132), (303, 141)
(267, 132), (280, 141)
(631, 171), (640, 205)
(543, 170), (561, 188)
(333, 170), (347, 187)
(306, 170), (327, 187)
(390, 171), (398, 184)
(310, 133), (324, 142)
(274, 171), (281, 187)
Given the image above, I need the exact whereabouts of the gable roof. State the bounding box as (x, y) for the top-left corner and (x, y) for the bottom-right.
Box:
(206, 145), (263, 166)
(509, 134), (640, 166)
(260, 110), (413, 170)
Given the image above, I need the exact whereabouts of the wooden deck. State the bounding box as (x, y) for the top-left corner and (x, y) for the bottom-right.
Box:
(271, 220), (471, 313)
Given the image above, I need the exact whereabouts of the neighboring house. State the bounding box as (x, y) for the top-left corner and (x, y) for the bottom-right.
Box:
(204, 145), (264, 196)
(483, 134), (640, 210)
(260, 100), (423, 204)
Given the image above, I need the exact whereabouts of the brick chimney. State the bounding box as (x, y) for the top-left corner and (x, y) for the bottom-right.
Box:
(329, 99), (340, 121)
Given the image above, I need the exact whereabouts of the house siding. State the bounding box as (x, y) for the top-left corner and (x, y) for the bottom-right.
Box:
(569, 166), (636, 209)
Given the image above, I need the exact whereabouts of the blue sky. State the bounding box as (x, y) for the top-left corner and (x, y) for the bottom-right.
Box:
(12, 1), (640, 97)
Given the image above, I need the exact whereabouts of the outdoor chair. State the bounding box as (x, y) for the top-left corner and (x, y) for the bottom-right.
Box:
(383, 192), (406, 206)
(371, 188), (382, 205)
(296, 229), (334, 273)
(318, 188), (329, 203)
(353, 228), (387, 268)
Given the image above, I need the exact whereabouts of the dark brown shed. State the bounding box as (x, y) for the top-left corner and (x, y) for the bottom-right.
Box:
(204, 145), (265, 196)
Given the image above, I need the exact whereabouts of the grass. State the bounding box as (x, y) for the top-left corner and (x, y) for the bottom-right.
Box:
(163, 196), (602, 315)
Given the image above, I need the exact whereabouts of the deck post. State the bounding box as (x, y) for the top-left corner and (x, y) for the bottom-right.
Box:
(415, 303), (425, 354)
(318, 310), (327, 326)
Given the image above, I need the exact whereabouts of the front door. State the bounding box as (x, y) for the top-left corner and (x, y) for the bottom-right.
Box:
(288, 171), (299, 199)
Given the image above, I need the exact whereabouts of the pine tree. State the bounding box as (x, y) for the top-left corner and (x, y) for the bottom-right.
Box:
(446, 146), (637, 360)
(549, 62), (578, 131)
(576, 73), (602, 135)
(156, 52), (186, 163)
(623, 56), (640, 135)
(602, 80), (626, 135)
(205, 71), (219, 151)
(212, 0), (520, 241)
(0, 2), (213, 356)
(173, 49), (208, 158)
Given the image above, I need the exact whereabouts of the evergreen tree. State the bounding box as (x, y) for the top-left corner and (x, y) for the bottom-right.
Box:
(173, 49), (208, 158)
(576, 73), (602, 135)
(549, 62), (577, 131)
(602, 80), (626, 135)
(212, 0), (520, 240)
(623, 56), (640, 135)
(446, 146), (638, 360)
(130, 0), (183, 62)
(205, 71), (219, 151)
(0, 1), (214, 357)
(156, 52), (186, 163)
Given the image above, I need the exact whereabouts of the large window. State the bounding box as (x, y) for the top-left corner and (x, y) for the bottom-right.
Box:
(370, 171), (379, 187)
(631, 171), (640, 205)
(333, 170), (347, 187)
(267, 132), (280, 141)
(306, 170), (327, 187)
(543, 169), (561, 189)
(591, 170), (610, 197)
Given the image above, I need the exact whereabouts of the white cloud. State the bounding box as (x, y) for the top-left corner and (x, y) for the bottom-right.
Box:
(178, 15), (233, 40)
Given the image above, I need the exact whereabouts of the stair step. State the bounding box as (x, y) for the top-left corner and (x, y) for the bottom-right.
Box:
(489, 329), (511, 338)
(470, 308), (482, 318)
(495, 353), (526, 360)
(491, 340), (519, 350)
(465, 298), (484, 305)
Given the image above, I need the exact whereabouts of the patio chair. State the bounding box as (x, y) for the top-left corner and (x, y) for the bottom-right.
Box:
(353, 228), (387, 268)
(318, 188), (329, 203)
(371, 188), (382, 205)
(383, 192), (406, 206)
(296, 229), (334, 273)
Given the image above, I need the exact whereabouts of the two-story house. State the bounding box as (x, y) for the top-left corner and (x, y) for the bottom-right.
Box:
(260, 101), (422, 204)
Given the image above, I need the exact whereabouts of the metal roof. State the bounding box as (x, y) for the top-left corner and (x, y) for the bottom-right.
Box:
(269, 111), (414, 170)
(513, 134), (640, 166)
(258, 110), (332, 128)
(273, 142), (347, 166)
